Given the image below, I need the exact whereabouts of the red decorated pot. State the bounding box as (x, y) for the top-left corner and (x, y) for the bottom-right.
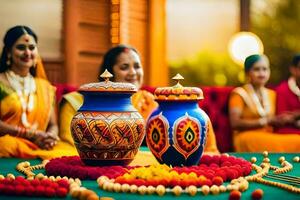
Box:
(71, 70), (145, 166)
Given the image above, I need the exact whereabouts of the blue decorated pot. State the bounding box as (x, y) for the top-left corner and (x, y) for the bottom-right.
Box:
(146, 74), (209, 166)
(71, 70), (145, 166)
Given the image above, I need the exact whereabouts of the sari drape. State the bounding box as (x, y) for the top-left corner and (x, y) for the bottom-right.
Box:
(0, 78), (77, 159)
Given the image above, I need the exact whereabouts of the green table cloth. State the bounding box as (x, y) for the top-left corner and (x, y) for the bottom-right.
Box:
(0, 152), (299, 200)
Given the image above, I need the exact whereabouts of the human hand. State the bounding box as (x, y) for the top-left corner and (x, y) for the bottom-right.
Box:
(32, 130), (59, 150)
(294, 119), (300, 128)
(275, 113), (295, 126)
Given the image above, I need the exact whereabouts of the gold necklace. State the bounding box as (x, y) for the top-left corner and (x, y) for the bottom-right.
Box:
(245, 84), (270, 117)
(5, 70), (36, 128)
(287, 77), (300, 101)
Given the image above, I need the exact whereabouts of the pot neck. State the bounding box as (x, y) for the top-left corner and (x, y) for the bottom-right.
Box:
(79, 92), (136, 112)
(157, 100), (199, 109)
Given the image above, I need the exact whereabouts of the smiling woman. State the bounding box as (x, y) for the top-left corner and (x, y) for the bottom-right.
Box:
(0, 25), (77, 159)
(98, 45), (144, 89)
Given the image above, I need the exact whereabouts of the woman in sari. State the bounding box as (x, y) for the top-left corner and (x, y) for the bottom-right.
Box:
(0, 25), (77, 159)
(229, 54), (300, 152)
(59, 45), (219, 165)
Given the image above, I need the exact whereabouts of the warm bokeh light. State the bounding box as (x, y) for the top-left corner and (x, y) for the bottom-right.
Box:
(238, 71), (245, 83)
(228, 32), (264, 66)
(214, 73), (227, 86)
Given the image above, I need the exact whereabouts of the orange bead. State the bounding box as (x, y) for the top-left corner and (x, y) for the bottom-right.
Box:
(229, 190), (241, 200)
(87, 194), (100, 200)
(252, 189), (263, 200)
(212, 176), (223, 186)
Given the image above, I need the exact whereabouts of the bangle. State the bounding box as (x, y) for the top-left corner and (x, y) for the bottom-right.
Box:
(16, 127), (26, 137)
(25, 129), (37, 140)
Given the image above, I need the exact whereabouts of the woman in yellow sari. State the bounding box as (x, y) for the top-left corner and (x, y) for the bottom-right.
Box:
(229, 54), (300, 152)
(59, 45), (219, 165)
(0, 26), (77, 159)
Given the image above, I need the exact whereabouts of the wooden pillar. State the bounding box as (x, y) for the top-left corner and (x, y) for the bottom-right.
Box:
(63, 0), (111, 86)
(116, 0), (168, 86)
(240, 0), (250, 31)
(147, 0), (168, 86)
(63, 0), (79, 84)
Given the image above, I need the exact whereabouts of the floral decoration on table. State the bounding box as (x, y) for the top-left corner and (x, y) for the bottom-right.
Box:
(97, 154), (252, 197)
(45, 156), (134, 179)
(0, 174), (69, 198)
(44, 154), (252, 182)
(112, 154), (252, 188)
(0, 160), (106, 200)
(1, 152), (298, 200)
(96, 152), (300, 198)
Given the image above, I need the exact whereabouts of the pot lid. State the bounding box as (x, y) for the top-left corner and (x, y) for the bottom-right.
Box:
(154, 74), (204, 101)
(78, 69), (137, 93)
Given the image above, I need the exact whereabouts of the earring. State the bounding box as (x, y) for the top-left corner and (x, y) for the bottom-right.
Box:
(33, 54), (40, 68)
(6, 56), (11, 66)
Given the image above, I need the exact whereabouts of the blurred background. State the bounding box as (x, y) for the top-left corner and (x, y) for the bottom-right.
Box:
(0, 0), (299, 87)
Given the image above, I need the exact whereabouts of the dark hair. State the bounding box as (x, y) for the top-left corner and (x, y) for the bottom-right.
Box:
(292, 54), (300, 67)
(0, 25), (38, 75)
(244, 54), (262, 72)
(98, 44), (138, 81)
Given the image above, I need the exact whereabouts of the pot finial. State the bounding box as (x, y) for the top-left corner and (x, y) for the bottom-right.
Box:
(100, 69), (113, 83)
(172, 73), (184, 87)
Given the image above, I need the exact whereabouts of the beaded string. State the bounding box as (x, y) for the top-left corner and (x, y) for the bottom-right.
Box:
(97, 152), (299, 196)
(97, 170), (249, 196)
(248, 151), (299, 194)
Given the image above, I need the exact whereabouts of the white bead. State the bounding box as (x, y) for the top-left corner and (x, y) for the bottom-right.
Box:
(172, 186), (182, 196)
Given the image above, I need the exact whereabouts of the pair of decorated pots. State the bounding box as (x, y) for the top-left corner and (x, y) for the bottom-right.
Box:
(71, 70), (209, 166)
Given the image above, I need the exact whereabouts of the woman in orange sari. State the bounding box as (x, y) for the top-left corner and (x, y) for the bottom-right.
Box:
(229, 54), (300, 152)
(59, 45), (219, 165)
(0, 26), (77, 159)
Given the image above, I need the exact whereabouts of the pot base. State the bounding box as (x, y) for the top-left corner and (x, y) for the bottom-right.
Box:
(82, 159), (133, 166)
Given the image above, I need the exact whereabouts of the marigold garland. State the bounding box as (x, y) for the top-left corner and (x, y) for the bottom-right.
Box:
(45, 155), (252, 183)
(45, 156), (134, 179)
(0, 175), (69, 197)
(12, 160), (107, 200)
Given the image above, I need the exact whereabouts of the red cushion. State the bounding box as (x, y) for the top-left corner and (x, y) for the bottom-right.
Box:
(199, 86), (234, 152)
(54, 83), (78, 103)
